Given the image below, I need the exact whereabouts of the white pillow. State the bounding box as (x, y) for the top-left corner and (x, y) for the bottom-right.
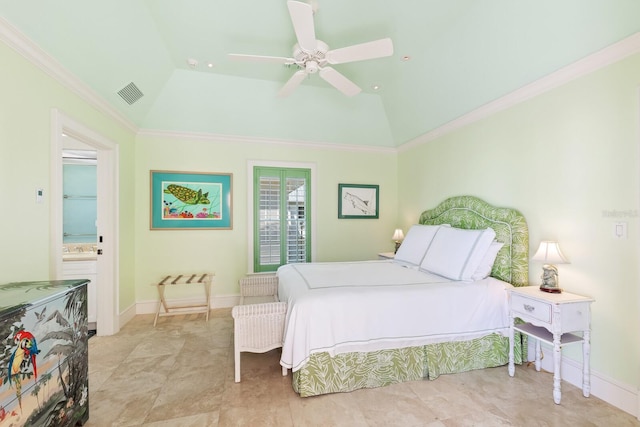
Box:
(471, 241), (504, 281)
(420, 227), (497, 281)
(393, 224), (443, 266)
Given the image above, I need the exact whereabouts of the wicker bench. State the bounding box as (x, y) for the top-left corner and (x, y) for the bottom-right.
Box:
(231, 275), (287, 383)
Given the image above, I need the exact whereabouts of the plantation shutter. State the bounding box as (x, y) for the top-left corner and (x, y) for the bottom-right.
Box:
(254, 167), (311, 272)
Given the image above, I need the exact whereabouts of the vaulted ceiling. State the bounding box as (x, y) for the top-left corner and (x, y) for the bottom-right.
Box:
(1, 1), (640, 147)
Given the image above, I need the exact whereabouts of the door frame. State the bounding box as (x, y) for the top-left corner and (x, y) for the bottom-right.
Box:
(51, 109), (120, 336)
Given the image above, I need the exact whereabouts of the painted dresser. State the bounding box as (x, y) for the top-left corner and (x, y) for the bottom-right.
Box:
(0, 279), (89, 426)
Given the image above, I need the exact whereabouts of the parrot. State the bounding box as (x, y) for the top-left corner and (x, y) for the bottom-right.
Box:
(7, 330), (40, 409)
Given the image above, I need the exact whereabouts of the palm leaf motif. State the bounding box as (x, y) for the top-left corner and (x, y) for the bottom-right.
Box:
(293, 335), (525, 397)
(39, 287), (89, 411)
(164, 184), (210, 205)
(420, 195), (529, 286)
(294, 347), (424, 397)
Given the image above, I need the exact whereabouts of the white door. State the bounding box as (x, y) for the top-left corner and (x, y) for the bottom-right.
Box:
(50, 109), (119, 336)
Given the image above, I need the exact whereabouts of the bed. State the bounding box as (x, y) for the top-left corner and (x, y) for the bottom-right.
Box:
(276, 195), (529, 397)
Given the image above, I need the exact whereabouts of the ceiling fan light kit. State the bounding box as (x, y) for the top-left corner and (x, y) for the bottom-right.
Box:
(228, 0), (393, 97)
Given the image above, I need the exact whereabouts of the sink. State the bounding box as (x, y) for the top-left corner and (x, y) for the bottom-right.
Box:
(63, 252), (97, 261)
(63, 243), (98, 261)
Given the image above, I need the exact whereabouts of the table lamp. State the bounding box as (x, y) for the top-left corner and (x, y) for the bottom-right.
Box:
(392, 229), (404, 253)
(533, 241), (569, 293)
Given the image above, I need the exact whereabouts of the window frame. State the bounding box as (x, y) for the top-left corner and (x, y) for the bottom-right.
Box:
(247, 160), (317, 273)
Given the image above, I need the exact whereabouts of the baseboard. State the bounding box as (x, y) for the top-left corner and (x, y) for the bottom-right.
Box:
(119, 302), (137, 328)
(135, 294), (240, 315)
(535, 343), (638, 417)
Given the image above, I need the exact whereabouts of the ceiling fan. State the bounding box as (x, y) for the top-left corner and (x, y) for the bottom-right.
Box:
(228, 0), (394, 97)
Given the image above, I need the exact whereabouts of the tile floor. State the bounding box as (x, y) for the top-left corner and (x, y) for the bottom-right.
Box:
(86, 309), (639, 426)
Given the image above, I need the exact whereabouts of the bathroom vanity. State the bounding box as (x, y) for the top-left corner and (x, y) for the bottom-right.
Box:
(0, 279), (89, 426)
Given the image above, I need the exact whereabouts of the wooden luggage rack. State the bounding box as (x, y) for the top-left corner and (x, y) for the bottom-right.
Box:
(153, 273), (214, 326)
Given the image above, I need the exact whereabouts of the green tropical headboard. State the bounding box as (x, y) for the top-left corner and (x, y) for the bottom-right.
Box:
(419, 195), (529, 287)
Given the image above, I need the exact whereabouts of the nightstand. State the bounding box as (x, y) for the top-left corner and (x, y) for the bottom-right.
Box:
(377, 252), (395, 260)
(508, 286), (594, 404)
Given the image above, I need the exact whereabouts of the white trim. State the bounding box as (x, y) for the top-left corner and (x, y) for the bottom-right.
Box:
(534, 342), (638, 417)
(0, 16), (137, 133)
(637, 86), (640, 421)
(6, 12), (639, 154)
(137, 129), (396, 154)
(401, 31), (640, 151)
(135, 295), (241, 316)
(119, 303), (137, 330)
(51, 109), (120, 336)
(247, 160), (318, 274)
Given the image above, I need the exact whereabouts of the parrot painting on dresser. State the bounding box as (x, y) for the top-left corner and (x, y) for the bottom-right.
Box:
(7, 330), (40, 410)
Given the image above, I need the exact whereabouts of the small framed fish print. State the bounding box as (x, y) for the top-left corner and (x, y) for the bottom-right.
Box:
(150, 170), (233, 230)
(338, 183), (379, 219)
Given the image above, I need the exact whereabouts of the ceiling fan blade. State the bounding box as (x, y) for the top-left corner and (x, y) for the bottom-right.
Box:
(319, 67), (361, 97)
(228, 54), (294, 64)
(278, 70), (307, 98)
(287, 1), (317, 53)
(325, 38), (394, 65)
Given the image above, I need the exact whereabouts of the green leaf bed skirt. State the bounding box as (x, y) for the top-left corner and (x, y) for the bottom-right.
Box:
(292, 332), (524, 397)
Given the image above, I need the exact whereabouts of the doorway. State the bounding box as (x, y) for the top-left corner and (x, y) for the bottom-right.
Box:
(62, 144), (98, 329)
(50, 109), (120, 336)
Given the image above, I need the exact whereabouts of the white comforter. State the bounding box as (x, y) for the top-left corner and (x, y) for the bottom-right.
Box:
(277, 260), (513, 371)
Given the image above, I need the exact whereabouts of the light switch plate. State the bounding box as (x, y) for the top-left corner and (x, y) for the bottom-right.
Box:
(613, 221), (627, 239)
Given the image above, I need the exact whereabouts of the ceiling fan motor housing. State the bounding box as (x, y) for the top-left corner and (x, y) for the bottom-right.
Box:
(293, 40), (329, 72)
(229, 1), (393, 97)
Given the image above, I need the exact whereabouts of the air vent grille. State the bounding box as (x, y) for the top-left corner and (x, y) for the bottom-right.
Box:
(117, 82), (144, 105)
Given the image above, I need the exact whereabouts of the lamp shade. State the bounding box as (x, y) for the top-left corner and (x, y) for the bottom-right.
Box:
(532, 241), (569, 264)
(392, 228), (404, 241)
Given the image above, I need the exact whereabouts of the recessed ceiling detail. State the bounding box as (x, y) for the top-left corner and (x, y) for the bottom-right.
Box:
(1, 2), (639, 147)
(117, 82), (144, 105)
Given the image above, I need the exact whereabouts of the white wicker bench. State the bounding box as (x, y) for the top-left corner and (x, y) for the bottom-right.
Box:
(231, 275), (287, 383)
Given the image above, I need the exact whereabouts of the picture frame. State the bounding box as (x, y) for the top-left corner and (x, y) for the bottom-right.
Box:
(150, 170), (232, 230)
(338, 183), (379, 219)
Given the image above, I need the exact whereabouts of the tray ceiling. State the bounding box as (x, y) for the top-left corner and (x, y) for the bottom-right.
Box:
(1, 1), (639, 147)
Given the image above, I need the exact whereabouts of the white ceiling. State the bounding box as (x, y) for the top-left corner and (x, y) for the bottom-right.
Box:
(2, 1), (640, 147)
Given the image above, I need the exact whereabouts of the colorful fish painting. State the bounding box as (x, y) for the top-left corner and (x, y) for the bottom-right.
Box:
(163, 184), (210, 206)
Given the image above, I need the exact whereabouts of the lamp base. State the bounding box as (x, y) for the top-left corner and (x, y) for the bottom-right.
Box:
(539, 284), (562, 293)
(539, 264), (561, 293)
(394, 241), (401, 254)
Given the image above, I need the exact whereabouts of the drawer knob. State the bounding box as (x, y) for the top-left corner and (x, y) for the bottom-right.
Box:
(524, 304), (535, 312)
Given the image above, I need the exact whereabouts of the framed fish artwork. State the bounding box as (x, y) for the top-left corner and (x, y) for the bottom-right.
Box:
(338, 183), (379, 219)
(150, 170), (233, 229)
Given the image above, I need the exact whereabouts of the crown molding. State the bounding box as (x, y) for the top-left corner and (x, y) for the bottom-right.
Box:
(1, 15), (392, 152)
(401, 31), (640, 152)
(8, 11), (635, 153)
(137, 128), (398, 154)
(0, 16), (138, 133)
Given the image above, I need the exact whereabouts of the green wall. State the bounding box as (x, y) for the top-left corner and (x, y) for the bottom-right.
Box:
(133, 134), (398, 302)
(4, 20), (638, 408)
(0, 40), (137, 311)
(398, 53), (640, 390)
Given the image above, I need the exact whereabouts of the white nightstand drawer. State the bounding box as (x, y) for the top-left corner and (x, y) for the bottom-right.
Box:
(511, 293), (551, 324)
(561, 302), (591, 331)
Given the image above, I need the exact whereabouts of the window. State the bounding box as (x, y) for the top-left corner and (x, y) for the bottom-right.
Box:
(253, 166), (311, 272)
